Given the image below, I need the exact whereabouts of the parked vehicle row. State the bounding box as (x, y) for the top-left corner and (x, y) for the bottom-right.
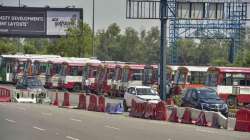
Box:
(1, 54), (250, 108)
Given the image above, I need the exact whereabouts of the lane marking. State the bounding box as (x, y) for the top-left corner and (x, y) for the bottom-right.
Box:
(5, 119), (16, 123)
(70, 118), (82, 122)
(66, 136), (80, 140)
(16, 107), (26, 111)
(42, 112), (52, 116)
(195, 128), (218, 134)
(33, 126), (46, 131)
(105, 125), (120, 131)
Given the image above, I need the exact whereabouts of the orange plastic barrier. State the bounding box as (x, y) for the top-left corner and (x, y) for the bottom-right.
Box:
(98, 96), (105, 112)
(144, 103), (156, 119)
(88, 94), (98, 111)
(155, 101), (167, 121)
(235, 109), (250, 132)
(62, 92), (70, 107)
(129, 99), (137, 117)
(168, 107), (179, 122)
(0, 87), (11, 102)
(166, 98), (175, 105)
(78, 94), (87, 109)
(181, 108), (192, 124)
(52, 92), (59, 106)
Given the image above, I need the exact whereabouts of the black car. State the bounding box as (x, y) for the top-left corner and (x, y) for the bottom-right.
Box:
(181, 87), (228, 117)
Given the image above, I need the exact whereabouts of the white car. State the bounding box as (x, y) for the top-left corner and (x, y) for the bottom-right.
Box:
(123, 86), (161, 111)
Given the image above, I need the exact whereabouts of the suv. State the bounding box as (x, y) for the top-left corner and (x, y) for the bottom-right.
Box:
(123, 86), (161, 111)
(181, 87), (228, 117)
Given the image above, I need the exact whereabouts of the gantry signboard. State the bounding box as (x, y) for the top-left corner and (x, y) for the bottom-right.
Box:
(0, 7), (83, 37)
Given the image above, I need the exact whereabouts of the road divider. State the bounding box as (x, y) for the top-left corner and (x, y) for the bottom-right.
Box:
(235, 108), (250, 132)
(0, 87), (11, 102)
(12, 90), (250, 133)
(78, 93), (86, 110)
(52, 92), (59, 106)
(62, 92), (70, 107)
(88, 94), (98, 111)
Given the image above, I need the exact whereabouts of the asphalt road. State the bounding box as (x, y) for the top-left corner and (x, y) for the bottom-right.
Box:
(0, 102), (249, 140)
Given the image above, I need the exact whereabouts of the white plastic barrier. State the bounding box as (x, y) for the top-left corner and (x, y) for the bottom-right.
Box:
(167, 105), (228, 129)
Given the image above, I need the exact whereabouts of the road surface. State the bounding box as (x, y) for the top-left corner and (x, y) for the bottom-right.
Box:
(0, 102), (249, 140)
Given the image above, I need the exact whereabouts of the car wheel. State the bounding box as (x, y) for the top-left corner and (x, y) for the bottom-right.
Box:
(123, 100), (128, 112)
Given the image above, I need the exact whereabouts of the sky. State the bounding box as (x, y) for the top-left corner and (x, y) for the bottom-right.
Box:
(0, 0), (160, 32)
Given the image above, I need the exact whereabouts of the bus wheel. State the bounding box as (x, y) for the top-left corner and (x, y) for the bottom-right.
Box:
(227, 96), (237, 108)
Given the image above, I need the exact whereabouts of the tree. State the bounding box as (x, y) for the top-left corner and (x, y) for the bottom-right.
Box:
(96, 23), (121, 60)
(46, 22), (93, 57)
(0, 38), (17, 55)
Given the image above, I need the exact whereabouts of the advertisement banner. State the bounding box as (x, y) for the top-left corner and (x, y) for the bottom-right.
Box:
(0, 9), (46, 36)
(0, 7), (82, 37)
(47, 11), (80, 35)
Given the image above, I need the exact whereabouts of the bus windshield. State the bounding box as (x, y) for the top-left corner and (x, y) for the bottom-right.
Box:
(205, 72), (218, 87)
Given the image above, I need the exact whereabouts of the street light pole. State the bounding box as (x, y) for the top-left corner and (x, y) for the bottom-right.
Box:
(17, 0), (21, 52)
(159, 0), (167, 101)
(92, 0), (95, 57)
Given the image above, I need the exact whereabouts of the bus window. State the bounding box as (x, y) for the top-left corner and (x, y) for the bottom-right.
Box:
(223, 73), (232, 86)
(144, 68), (152, 83)
(175, 71), (186, 84)
(122, 68), (129, 82)
(232, 73), (246, 86)
(206, 72), (218, 86)
(132, 70), (143, 81)
(190, 72), (207, 84)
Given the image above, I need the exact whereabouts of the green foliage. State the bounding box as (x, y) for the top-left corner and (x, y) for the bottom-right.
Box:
(1, 22), (250, 68)
(0, 38), (17, 54)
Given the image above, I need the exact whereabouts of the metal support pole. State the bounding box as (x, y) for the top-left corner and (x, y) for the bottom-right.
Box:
(17, 0), (21, 52)
(229, 39), (235, 63)
(159, 0), (167, 100)
(92, 0), (95, 57)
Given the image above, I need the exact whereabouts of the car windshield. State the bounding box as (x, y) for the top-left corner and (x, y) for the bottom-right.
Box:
(197, 89), (219, 99)
(26, 77), (43, 88)
(136, 88), (157, 95)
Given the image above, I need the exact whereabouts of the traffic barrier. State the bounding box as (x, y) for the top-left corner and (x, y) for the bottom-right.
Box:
(235, 109), (250, 132)
(0, 87), (11, 102)
(98, 96), (105, 112)
(62, 92), (70, 107)
(195, 111), (208, 126)
(52, 92), (59, 106)
(211, 113), (221, 128)
(129, 99), (137, 117)
(181, 108), (192, 124)
(166, 98), (175, 105)
(78, 94), (86, 109)
(106, 102), (124, 114)
(88, 94), (98, 111)
(155, 101), (167, 121)
(168, 107), (179, 122)
(137, 102), (146, 118)
(144, 103), (156, 119)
